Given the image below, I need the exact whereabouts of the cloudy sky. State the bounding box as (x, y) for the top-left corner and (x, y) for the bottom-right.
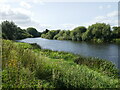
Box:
(0, 0), (119, 32)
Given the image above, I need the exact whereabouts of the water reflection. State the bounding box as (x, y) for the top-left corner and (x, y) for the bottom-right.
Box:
(18, 37), (119, 67)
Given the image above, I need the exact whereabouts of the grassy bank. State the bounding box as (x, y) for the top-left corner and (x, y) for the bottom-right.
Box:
(2, 39), (119, 88)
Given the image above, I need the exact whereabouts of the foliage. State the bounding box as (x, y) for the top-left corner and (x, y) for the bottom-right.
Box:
(37, 49), (119, 88)
(41, 23), (120, 43)
(2, 40), (54, 88)
(112, 39), (120, 44)
(74, 56), (118, 78)
(1, 21), (32, 40)
(1, 20), (120, 43)
(70, 26), (87, 41)
(112, 26), (120, 39)
(42, 29), (49, 34)
(41, 30), (60, 39)
(2, 39), (119, 88)
(27, 27), (40, 37)
(87, 23), (111, 41)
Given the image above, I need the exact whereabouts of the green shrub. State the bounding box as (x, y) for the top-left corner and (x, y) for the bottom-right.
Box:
(2, 39), (119, 88)
(74, 56), (118, 78)
(2, 40), (44, 88)
(113, 39), (120, 44)
(43, 58), (119, 88)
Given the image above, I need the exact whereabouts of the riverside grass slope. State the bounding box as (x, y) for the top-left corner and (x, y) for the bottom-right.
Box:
(2, 39), (119, 88)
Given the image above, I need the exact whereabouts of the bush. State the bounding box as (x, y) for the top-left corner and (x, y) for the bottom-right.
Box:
(2, 40), (43, 88)
(113, 39), (120, 44)
(43, 58), (119, 88)
(74, 56), (118, 78)
(2, 39), (119, 88)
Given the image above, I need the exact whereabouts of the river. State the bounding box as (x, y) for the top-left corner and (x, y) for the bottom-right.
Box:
(17, 37), (120, 67)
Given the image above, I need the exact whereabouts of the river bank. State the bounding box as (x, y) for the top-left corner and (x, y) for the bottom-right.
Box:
(2, 39), (119, 88)
(18, 37), (119, 67)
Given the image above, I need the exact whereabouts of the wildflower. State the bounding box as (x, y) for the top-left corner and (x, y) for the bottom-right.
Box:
(8, 59), (17, 67)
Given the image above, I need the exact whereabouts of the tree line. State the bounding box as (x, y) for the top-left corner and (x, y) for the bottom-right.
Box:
(1, 21), (120, 43)
(1, 21), (40, 40)
(41, 23), (120, 43)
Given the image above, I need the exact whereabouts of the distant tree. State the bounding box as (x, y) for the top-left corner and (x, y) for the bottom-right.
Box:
(112, 26), (120, 38)
(27, 27), (40, 37)
(42, 29), (49, 34)
(73, 26), (87, 33)
(36, 23), (120, 43)
(17, 28), (32, 39)
(54, 30), (66, 40)
(1, 21), (32, 40)
(82, 30), (92, 41)
(41, 30), (60, 39)
(47, 30), (60, 39)
(41, 34), (46, 38)
(70, 26), (87, 41)
(62, 30), (71, 40)
(1, 21), (18, 40)
(85, 23), (111, 41)
(38, 32), (42, 37)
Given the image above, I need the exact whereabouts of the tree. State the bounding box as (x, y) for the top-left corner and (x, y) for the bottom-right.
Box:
(42, 29), (49, 34)
(16, 28), (32, 39)
(86, 23), (111, 41)
(71, 26), (87, 41)
(112, 26), (120, 38)
(54, 30), (65, 40)
(47, 30), (60, 39)
(62, 30), (71, 40)
(1, 21), (18, 40)
(73, 26), (87, 33)
(1, 21), (32, 40)
(41, 30), (60, 39)
(39, 23), (119, 43)
(82, 30), (92, 41)
(27, 27), (40, 37)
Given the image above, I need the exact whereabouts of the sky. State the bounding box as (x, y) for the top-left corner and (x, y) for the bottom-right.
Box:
(0, 0), (119, 32)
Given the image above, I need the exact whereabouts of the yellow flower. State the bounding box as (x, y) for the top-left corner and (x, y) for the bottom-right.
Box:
(8, 59), (17, 67)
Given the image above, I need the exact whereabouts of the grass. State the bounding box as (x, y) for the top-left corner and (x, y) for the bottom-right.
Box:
(2, 39), (119, 88)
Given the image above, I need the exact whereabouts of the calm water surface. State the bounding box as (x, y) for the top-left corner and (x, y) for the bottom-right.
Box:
(18, 37), (120, 67)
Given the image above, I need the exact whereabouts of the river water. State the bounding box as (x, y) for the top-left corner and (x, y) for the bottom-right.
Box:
(18, 37), (120, 67)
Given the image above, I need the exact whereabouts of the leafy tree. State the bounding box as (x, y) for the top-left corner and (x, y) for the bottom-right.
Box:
(41, 30), (60, 39)
(86, 23), (111, 41)
(82, 30), (92, 41)
(16, 28), (32, 39)
(1, 21), (32, 40)
(112, 26), (120, 38)
(41, 34), (46, 38)
(1, 21), (18, 40)
(70, 26), (87, 41)
(54, 30), (65, 40)
(47, 30), (60, 39)
(42, 29), (49, 34)
(40, 23), (119, 43)
(38, 32), (42, 37)
(27, 27), (40, 37)
(62, 30), (71, 40)
(73, 26), (87, 33)
(70, 31), (77, 41)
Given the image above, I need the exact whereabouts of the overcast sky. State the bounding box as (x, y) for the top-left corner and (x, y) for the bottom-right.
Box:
(0, 0), (119, 32)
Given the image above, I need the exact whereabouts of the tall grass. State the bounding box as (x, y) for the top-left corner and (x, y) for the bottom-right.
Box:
(34, 48), (119, 78)
(42, 58), (119, 88)
(2, 40), (54, 88)
(74, 56), (118, 78)
(2, 40), (119, 88)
